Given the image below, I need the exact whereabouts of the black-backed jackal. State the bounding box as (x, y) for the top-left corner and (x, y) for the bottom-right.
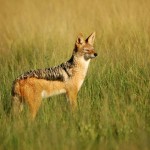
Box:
(11, 32), (97, 119)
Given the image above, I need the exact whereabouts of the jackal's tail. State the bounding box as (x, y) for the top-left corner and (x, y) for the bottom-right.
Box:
(11, 80), (21, 97)
(11, 80), (23, 115)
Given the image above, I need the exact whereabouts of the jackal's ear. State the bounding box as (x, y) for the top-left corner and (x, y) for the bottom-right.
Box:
(76, 33), (85, 45)
(86, 32), (96, 45)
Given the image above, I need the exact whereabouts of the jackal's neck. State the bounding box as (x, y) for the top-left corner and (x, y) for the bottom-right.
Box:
(67, 55), (75, 65)
(67, 54), (90, 91)
(69, 53), (90, 63)
(68, 54), (91, 73)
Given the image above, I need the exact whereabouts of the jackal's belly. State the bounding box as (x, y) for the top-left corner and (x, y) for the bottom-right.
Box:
(40, 80), (66, 98)
(41, 89), (66, 98)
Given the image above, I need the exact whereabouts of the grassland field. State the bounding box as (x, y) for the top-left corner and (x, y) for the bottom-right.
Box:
(0, 0), (150, 149)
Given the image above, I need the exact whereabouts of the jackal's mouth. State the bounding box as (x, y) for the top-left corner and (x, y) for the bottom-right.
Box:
(90, 53), (98, 59)
(84, 52), (98, 60)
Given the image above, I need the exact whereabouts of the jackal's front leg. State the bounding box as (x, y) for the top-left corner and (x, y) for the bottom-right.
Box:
(66, 90), (78, 110)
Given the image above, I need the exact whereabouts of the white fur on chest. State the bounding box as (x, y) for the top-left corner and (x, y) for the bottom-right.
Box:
(41, 89), (66, 99)
(77, 79), (84, 91)
(79, 57), (90, 71)
(76, 57), (90, 90)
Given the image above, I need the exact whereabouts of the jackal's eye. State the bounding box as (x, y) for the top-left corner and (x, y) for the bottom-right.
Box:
(83, 48), (89, 52)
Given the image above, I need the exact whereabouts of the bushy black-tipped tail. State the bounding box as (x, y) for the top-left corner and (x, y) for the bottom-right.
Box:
(11, 80), (17, 96)
(11, 79), (23, 116)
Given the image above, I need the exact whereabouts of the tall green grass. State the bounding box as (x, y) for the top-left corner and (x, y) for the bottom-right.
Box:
(0, 0), (150, 149)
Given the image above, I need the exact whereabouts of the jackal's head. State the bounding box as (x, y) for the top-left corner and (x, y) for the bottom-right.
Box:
(73, 32), (97, 60)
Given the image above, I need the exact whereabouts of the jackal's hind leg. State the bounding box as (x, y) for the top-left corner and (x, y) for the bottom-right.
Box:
(27, 97), (42, 120)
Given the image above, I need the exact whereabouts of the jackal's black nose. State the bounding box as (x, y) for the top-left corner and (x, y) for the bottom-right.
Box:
(94, 53), (98, 57)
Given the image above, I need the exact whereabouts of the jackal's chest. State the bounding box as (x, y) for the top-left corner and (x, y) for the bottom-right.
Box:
(76, 78), (84, 91)
(69, 59), (90, 91)
(68, 69), (88, 91)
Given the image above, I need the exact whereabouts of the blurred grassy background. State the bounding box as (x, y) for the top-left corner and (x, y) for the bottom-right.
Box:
(0, 0), (150, 149)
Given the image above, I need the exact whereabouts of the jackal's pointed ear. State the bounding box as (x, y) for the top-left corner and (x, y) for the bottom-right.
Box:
(86, 32), (96, 45)
(76, 33), (85, 45)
